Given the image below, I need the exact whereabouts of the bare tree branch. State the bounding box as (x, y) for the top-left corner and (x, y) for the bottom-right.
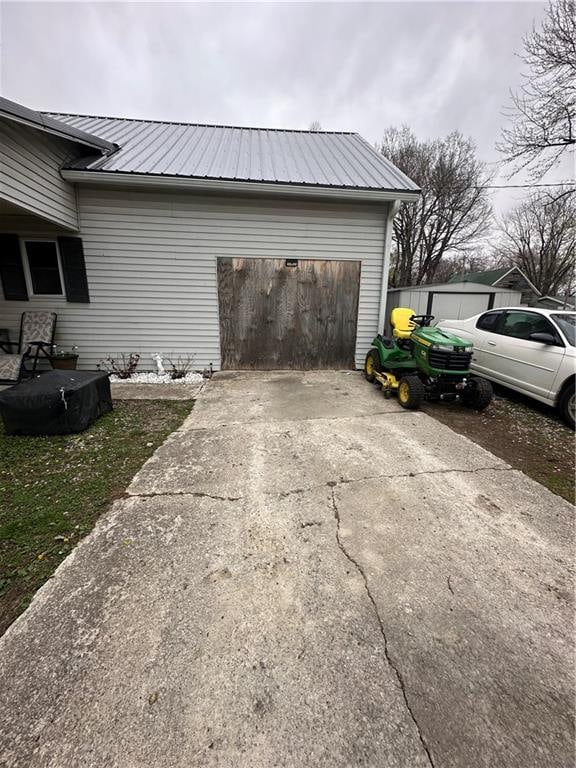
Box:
(379, 127), (493, 286)
(498, 0), (576, 180)
(494, 188), (576, 296)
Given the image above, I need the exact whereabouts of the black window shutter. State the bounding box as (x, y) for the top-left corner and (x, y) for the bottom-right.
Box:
(0, 234), (28, 301)
(58, 236), (90, 303)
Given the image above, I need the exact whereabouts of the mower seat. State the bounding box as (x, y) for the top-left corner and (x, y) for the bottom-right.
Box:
(391, 307), (417, 340)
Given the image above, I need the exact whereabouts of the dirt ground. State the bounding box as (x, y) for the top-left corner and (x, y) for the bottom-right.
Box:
(423, 384), (575, 502)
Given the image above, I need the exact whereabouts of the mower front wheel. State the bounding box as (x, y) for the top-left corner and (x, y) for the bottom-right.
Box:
(462, 376), (493, 411)
(397, 375), (425, 410)
(364, 349), (381, 383)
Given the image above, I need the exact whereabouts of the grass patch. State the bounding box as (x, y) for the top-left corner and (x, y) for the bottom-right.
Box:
(0, 399), (193, 635)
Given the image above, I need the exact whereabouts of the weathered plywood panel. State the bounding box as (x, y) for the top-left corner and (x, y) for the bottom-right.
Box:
(218, 257), (360, 370)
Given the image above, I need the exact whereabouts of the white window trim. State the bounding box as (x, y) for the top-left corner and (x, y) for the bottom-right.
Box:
(20, 238), (66, 299)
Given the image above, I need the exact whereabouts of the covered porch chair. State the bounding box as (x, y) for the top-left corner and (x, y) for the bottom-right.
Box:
(0, 311), (57, 383)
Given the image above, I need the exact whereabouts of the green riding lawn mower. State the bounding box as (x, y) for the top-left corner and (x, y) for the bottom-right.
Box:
(364, 307), (493, 411)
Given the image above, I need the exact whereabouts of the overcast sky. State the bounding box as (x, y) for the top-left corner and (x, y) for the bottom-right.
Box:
(1, 1), (565, 213)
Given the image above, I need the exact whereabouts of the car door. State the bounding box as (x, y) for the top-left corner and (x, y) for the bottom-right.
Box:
(467, 310), (506, 377)
(484, 310), (565, 400)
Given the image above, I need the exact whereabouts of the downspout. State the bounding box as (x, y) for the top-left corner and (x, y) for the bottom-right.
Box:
(377, 200), (401, 334)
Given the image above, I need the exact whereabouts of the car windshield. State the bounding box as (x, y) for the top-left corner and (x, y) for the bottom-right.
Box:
(552, 313), (576, 346)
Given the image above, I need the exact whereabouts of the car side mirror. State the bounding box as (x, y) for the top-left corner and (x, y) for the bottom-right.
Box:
(529, 332), (557, 344)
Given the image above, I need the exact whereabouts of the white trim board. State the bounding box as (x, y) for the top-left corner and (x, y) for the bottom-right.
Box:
(60, 170), (420, 203)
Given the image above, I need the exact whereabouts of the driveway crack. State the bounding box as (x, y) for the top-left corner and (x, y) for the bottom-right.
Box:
(354, 465), (512, 483)
(329, 484), (436, 768)
(266, 464), (512, 501)
(128, 490), (243, 502)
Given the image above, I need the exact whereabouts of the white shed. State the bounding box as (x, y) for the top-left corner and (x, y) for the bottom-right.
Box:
(385, 281), (522, 332)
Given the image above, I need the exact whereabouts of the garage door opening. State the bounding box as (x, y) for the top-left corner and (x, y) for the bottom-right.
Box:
(217, 257), (361, 370)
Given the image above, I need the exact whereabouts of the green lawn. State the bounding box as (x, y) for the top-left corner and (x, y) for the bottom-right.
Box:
(0, 399), (193, 635)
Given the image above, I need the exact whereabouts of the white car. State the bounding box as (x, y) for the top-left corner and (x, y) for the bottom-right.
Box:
(437, 307), (576, 428)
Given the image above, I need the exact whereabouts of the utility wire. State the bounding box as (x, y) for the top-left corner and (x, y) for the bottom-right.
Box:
(478, 181), (575, 189)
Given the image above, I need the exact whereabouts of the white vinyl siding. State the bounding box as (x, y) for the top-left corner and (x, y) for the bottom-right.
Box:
(0, 121), (80, 231)
(0, 186), (389, 370)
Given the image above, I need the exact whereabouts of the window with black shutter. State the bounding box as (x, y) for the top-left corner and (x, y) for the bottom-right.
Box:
(0, 235), (90, 303)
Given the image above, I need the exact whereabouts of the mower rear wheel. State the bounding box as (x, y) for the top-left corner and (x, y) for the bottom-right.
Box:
(397, 375), (425, 410)
(364, 349), (381, 383)
(462, 376), (493, 411)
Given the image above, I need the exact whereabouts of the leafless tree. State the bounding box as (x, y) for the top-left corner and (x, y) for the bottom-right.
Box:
(495, 189), (576, 296)
(309, 120), (322, 132)
(379, 126), (493, 286)
(498, 0), (576, 181)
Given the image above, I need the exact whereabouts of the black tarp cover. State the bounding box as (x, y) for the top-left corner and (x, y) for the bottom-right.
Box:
(0, 371), (112, 435)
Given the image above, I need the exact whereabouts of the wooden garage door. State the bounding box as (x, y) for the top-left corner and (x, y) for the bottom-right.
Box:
(217, 257), (361, 370)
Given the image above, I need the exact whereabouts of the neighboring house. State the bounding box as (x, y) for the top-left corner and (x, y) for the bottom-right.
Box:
(530, 295), (576, 311)
(386, 281), (522, 331)
(447, 266), (540, 304)
(0, 97), (419, 372)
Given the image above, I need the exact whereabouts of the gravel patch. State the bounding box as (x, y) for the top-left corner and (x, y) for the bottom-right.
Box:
(109, 372), (204, 385)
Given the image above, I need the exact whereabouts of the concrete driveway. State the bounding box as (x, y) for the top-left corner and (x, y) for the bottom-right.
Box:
(0, 371), (573, 767)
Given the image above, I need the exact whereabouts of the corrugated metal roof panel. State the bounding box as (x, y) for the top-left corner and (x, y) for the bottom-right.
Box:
(46, 112), (419, 192)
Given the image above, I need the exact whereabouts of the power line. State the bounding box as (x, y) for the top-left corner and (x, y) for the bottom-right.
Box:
(480, 182), (575, 189)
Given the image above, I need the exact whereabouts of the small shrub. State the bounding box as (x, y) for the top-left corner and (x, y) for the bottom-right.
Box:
(98, 353), (140, 379)
(164, 353), (195, 380)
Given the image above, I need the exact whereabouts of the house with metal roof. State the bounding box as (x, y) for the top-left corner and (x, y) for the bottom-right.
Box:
(0, 96), (419, 371)
(530, 294), (576, 311)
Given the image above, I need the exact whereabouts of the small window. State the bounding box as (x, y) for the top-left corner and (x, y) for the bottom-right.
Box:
(476, 311), (503, 332)
(23, 241), (63, 296)
(500, 311), (555, 341)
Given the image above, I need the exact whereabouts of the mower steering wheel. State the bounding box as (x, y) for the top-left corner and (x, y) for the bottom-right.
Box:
(410, 314), (435, 327)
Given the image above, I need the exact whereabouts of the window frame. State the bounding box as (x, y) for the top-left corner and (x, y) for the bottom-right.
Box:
(550, 313), (575, 347)
(20, 238), (66, 299)
(497, 309), (564, 346)
(475, 310), (505, 333)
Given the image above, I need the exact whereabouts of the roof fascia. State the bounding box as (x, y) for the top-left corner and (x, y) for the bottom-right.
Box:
(60, 169), (421, 202)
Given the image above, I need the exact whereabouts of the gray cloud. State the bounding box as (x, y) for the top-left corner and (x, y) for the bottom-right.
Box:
(3, 1), (560, 213)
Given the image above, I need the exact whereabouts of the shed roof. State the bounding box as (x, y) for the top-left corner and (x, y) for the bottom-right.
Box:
(447, 268), (510, 286)
(388, 280), (521, 293)
(46, 112), (420, 194)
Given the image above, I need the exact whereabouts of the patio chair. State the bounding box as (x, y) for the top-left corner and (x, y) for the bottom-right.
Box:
(0, 311), (57, 382)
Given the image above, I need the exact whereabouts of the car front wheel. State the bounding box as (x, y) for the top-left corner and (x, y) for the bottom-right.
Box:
(558, 382), (575, 430)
